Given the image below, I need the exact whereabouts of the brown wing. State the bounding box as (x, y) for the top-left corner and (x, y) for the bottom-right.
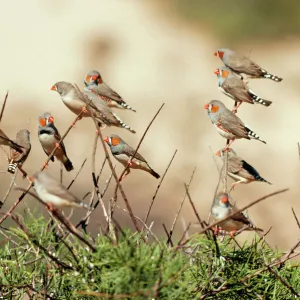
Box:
(230, 206), (251, 226)
(121, 143), (148, 163)
(229, 54), (262, 76)
(222, 77), (253, 103)
(94, 81), (124, 103)
(227, 156), (243, 174)
(219, 113), (249, 139)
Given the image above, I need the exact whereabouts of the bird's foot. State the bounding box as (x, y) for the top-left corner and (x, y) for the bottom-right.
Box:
(229, 230), (237, 238)
(81, 106), (88, 114)
(55, 143), (61, 150)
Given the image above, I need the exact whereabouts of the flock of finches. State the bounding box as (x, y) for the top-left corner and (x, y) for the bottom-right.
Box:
(1, 48), (282, 237)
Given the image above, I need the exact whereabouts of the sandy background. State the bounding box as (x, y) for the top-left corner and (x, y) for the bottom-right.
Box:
(0, 1), (299, 251)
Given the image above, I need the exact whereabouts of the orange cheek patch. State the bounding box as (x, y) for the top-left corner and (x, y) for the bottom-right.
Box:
(211, 105), (219, 113)
(219, 51), (224, 59)
(39, 118), (46, 127)
(111, 137), (120, 146)
(222, 70), (230, 78)
(86, 75), (91, 83)
(97, 78), (103, 84)
(221, 196), (228, 204)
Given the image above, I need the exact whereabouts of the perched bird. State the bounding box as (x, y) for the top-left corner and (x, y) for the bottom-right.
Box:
(0, 129), (23, 153)
(211, 192), (263, 237)
(214, 67), (272, 111)
(214, 48), (282, 82)
(38, 112), (74, 172)
(8, 129), (31, 175)
(30, 171), (92, 210)
(204, 100), (266, 150)
(84, 70), (136, 112)
(216, 148), (271, 190)
(51, 81), (136, 133)
(104, 134), (160, 180)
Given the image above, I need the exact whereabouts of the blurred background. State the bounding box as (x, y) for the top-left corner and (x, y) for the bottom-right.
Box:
(0, 0), (299, 250)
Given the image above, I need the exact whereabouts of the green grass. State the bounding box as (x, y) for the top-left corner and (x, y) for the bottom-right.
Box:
(0, 213), (299, 299)
(172, 0), (300, 42)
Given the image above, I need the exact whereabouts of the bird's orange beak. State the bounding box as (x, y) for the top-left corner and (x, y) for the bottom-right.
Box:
(85, 75), (91, 83)
(221, 196), (228, 204)
(103, 136), (109, 143)
(215, 150), (221, 157)
(204, 103), (209, 110)
(48, 116), (54, 123)
(50, 85), (56, 91)
(214, 51), (218, 57)
(214, 68), (220, 75)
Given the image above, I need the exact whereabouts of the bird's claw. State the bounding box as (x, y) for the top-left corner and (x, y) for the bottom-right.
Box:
(55, 143), (61, 150)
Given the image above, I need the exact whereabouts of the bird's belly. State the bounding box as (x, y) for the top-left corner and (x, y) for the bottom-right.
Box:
(62, 96), (90, 117)
(39, 134), (56, 153)
(228, 172), (250, 183)
(219, 219), (243, 232)
(215, 125), (236, 140)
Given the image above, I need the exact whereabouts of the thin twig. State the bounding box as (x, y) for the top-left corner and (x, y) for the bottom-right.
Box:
(162, 223), (173, 247)
(178, 188), (289, 248)
(143, 149), (177, 226)
(167, 168), (196, 245)
(291, 207), (300, 230)
(67, 158), (87, 189)
(1, 171), (18, 206)
(0, 91), (9, 123)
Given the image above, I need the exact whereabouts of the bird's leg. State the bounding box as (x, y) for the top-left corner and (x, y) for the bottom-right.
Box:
(213, 226), (220, 236)
(46, 203), (55, 211)
(18, 167), (27, 179)
(223, 139), (234, 152)
(229, 230), (237, 238)
(55, 142), (61, 150)
(81, 106), (88, 114)
(232, 101), (242, 113)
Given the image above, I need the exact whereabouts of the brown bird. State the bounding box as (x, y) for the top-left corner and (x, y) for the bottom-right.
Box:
(211, 192), (263, 237)
(216, 148), (271, 191)
(0, 129), (23, 153)
(51, 81), (136, 133)
(84, 70), (136, 112)
(8, 129), (31, 176)
(214, 48), (282, 82)
(104, 134), (160, 180)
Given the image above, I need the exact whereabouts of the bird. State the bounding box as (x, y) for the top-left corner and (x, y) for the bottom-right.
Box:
(84, 70), (136, 112)
(38, 112), (74, 171)
(211, 192), (263, 237)
(204, 100), (266, 151)
(0, 129), (23, 153)
(214, 48), (282, 82)
(216, 148), (271, 191)
(214, 66), (272, 112)
(30, 171), (92, 210)
(104, 134), (160, 180)
(8, 129), (31, 176)
(51, 81), (136, 133)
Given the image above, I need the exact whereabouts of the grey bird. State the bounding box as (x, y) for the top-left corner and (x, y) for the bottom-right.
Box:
(8, 129), (31, 175)
(30, 171), (92, 210)
(0, 129), (23, 153)
(38, 112), (74, 171)
(104, 134), (160, 180)
(51, 81), (136, 133)
(211, 192), (263, 237)
(84, 70), (136, 112)
(214, 48), (282, 82)
(216, 148), (271, 191)
(214, 66), (272, 112)
(204, 100), (266, 151)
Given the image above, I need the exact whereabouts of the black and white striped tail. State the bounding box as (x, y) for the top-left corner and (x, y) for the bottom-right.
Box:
(246, 127), (266, 144)
(112, 112), (136, 133)
(260, 69), (282, 82)
(248, 89), (272, 107)
(7, 161), (18, 174)
(120, 102), (136, 112)
(255, 175), (271, 185)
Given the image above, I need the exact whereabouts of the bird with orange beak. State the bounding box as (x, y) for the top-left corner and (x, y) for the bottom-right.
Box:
(214, 48), (282, 82)
(104, 134), (160, 180)
(84, 70), (136, 112)
(216, 148), (271, 191)
(38, 112), (74, 171)
(211, 192), (263, 237)
(214, 66), (272, 112)
(204, 100), (266, 151)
